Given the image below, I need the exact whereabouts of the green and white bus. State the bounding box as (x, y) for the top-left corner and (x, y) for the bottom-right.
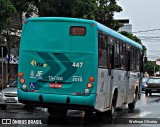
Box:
(18, 17), (144, 117)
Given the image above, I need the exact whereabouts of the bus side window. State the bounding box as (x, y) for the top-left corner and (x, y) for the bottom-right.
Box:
(114, 40), (120, 69)
(98, 31), (107, 68)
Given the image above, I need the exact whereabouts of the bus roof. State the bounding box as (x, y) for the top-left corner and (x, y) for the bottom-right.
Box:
(25, 17), (143, 50)
(96, 22), (143, 50)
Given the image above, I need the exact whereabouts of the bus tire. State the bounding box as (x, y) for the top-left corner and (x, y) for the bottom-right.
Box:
(128, 102), (135, 110)
(128, 88), (138, 110)
(109, 101), (116, 119)
(107, 92), (117, 119)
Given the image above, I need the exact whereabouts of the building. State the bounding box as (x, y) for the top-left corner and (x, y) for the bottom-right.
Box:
(117, 19), (132, 33)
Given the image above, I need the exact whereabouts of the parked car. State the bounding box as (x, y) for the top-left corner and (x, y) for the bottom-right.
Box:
(0, 81), (23, 110)
(145, 77), (160, 96)
(141, 77), (149, 91)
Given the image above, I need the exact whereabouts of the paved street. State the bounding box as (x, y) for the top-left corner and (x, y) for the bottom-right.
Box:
(0, 92), (160, 127)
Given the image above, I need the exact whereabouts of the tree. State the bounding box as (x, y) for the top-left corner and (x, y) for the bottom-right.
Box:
(34, 0), (123, 30)
(34, 0), (97, 18)
(144, 61), (160, 76)
(120, 31), (147, 51)
(95, 0), (123, 31)
(0, 0), (16, 32)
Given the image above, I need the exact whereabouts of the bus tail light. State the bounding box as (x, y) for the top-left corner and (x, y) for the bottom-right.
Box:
(89, 76), (94, 82)
(87, 83), (92, 88)
(85, 89), (90, 93)
(18, 72), (24, 77)
(20, 78), (25, 84)
(22, 84), (27, 90)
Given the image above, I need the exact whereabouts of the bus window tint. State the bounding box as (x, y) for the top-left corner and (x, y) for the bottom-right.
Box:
(114, 41), (120, 68)
(98, 31), (107, 68)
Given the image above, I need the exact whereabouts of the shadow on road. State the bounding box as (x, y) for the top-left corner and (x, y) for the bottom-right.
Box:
(47, 113), (115, 127)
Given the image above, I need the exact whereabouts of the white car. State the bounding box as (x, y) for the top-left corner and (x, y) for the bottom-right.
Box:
(0, 81), (23, 110)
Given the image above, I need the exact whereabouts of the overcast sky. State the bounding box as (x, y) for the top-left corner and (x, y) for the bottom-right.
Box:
(114, 0), (160, 61)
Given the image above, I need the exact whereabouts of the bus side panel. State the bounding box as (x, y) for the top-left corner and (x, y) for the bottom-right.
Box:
(127, 72), (140, 104)
(95, 68), (110, 112)
(112, 70), (127, 108)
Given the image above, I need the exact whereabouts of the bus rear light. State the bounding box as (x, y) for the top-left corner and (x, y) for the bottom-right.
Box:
(85, 89), (90, 93)
(22, 84), (27, 89)
(89, 76), (94, 82)
(20, 78), (25, 84)
(91, 23), (95, 27)
(87, 83), (92, 88)
(18, 72), (24, 77)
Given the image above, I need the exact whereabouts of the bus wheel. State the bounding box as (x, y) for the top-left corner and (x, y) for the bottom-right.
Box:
(128, 91), (138, 110)
(128, 102), (135, 110)
(109, 102), (116, 119)
(48, 107), (67, 117)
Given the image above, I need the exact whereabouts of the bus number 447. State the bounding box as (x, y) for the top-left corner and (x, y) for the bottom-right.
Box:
(72, 62), (83, 68)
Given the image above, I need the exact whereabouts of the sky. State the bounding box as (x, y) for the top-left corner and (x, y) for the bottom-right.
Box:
(114, 0), (160, 61)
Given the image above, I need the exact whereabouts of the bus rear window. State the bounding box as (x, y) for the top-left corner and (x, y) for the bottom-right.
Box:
(70, 26), (86, 36)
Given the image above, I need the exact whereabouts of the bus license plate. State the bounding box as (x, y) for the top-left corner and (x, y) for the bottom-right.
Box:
(50, 83), (62, 88)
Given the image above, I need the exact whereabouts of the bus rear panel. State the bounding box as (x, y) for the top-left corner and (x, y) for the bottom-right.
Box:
(18, 18), (98, 110)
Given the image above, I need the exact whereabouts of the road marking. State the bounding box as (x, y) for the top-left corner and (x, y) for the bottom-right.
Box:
(130, 111), (152, 118)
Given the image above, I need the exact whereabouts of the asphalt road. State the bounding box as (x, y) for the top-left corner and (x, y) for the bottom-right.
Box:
(1, 92), (160, 127)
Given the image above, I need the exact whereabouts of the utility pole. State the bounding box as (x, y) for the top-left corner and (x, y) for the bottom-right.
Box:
(1, 46), (4, 89)
(0, 45), (7, 89)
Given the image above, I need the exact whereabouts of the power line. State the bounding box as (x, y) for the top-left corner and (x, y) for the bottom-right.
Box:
(132, 29), (160, 33)
(139, 36), (160, 38)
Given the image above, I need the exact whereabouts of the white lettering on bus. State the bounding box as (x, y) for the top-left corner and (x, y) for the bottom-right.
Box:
(72, 62), (83, 68)
(48, 76), (63, 81)
(72, 76), (83, 82)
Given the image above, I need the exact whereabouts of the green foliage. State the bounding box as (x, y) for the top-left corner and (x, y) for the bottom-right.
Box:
(34, 0), (97, 18)
(0, 0), (16, 31)
(120, 31), (147, 51)
(95, 0), (123, 31)
(144, 61), (160, 76)
(34, 0), (123, 30)
(120, 31), (142, 44)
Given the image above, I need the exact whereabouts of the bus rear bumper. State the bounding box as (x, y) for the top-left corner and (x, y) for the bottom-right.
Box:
(17, 89), (96, 110)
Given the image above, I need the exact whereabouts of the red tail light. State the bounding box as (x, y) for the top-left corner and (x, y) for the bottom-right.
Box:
(18, 72), (24, 77)
(89, 76), (94, 82)
(20, 78), (25, 84)
(87, 83), (92, 88)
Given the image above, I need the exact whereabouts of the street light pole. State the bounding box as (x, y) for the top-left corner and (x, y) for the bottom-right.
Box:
(1, 46), (4, 89)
